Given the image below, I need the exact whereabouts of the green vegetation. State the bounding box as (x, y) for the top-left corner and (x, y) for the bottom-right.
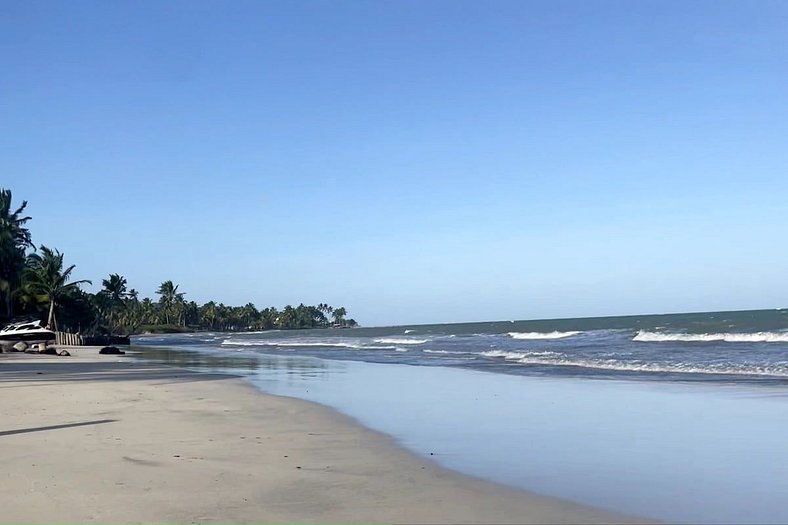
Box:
(22, 246), (92, 330)
(0, 188), (357, 335)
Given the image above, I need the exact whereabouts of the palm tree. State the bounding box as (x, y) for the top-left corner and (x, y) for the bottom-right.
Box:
(156, 280), (184, 325)
(332, 306), (347, 327)
(240, 303), (259, 330)
(23, 246), (91, 330)
(99, 273), (132, 335)
(279, 305), (296, 328)
(0, 189), (34, 318)
(178, 300), (198, 327)
(260, 307), (278, 330)
(138, 297), (159, 325)
(200, 301), (218, 329)
(309, 305), (327, 327)
(101, 274), (130, 305)
(216, 303), (230, 330)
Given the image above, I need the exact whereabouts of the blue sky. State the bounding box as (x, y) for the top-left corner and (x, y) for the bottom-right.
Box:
(2, 0), (787, 325)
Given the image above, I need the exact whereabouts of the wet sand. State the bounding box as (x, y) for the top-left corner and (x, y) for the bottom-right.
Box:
(0, 348), (641, 524)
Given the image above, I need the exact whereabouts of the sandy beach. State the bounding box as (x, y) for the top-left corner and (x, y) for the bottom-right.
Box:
(0, 347), (641, 524)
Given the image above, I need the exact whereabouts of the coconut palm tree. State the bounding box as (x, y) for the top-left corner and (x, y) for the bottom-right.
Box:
(240, 302), (259, 330)
(279, 305), (296, 328)
(0, 189), (34, 318)
(98, 273), (132, 335)
(23, 246), (91, 330)
(260, 307), (278, 330)
(199, 301), (217, 330)
(183, 300), (199, 327)
(332, 306), (347, 327)
(155, 280), (184, 325)
(215, 303), (230, 330)
(138, 297), (159, 325)
(101, 274), (130, 305)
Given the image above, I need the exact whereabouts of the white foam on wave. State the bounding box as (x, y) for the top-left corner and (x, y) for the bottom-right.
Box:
(404, 329), (416, 334)
(517, 357), (788, 377)
(507, 331), (581, 340)
(222, 339), (396, 350)
(633, 331), (788, 343)
(481, 350), (562, 359)
(422, 349), (471, 355)
(482, 350), (529, 359)
(481, 350), (788, 377)
(223, 339), (358, 348)
(374, 337), (429, 345)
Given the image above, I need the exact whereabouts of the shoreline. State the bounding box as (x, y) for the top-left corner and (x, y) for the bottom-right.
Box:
(0, 347), (643, 524)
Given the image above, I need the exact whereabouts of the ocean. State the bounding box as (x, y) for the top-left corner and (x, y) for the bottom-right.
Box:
(133, 308), (788, 523)
(137, 308), (788, 383)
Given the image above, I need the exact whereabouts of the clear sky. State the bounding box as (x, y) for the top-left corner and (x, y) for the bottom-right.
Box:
(2, 0), (787, 326)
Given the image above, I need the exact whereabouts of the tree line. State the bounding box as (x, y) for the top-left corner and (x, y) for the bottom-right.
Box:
(0, 189), (357, 335)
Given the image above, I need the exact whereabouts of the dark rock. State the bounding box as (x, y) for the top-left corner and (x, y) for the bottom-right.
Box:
(58, 350), (71, 356)
(99, 346), (125, 355)
(40, 346), (57, 355)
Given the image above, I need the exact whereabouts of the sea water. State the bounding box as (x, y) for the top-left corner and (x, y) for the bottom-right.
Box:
(133, 309), (788, 523)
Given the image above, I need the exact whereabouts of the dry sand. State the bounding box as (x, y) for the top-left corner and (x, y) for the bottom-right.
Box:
(0, 347), (644, 524)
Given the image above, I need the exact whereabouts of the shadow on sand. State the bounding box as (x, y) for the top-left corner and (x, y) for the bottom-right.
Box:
(0, 419), (118, 437)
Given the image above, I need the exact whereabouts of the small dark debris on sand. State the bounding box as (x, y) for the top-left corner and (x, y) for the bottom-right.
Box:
(100, 346), (126, 355)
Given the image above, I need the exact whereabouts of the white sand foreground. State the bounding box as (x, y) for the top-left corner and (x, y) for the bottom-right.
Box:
(0, 348), (645, 524)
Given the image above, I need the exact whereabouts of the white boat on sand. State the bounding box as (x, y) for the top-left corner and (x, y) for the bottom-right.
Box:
(0, 320), (56, 345)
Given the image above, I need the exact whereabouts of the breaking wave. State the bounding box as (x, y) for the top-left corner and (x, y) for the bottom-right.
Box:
(507, 331), (581, 340)
(481, 350), (563, 359)
(423, 349), (472, 355)
(221, 339), (396, 350)
(480, 351), (788, 377)
(374, 337), (429, 345)
(222, 339), (353, 348)
(633, 331), (788, 343)
(520, 358), (788, 377)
